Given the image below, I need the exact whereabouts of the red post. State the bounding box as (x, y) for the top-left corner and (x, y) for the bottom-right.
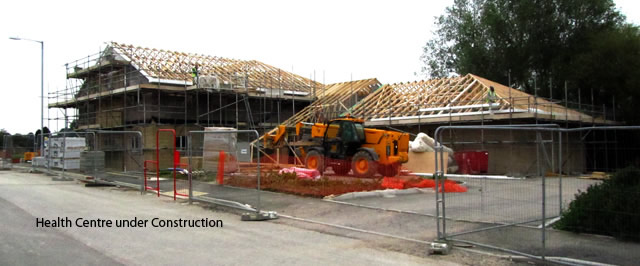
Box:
(217, 151), (225, 185)
(173, 150), (180, 200)
(156, 130), (160, 197)
(157, 129), (177, 199)
(144, 160), (147, 190)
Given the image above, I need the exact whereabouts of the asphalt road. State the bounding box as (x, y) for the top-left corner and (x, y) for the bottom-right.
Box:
(0, 170), (455, 266)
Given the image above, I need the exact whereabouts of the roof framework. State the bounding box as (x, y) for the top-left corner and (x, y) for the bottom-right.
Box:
(69, 42), (324, 94)
(109, 42), (323, 93)
(280, 78), (381, 127)
(351, 74), (611, 125)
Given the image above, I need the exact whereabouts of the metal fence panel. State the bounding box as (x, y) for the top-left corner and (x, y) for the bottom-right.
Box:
(187, 130), (261, 212)
(90, 130), (144, 190)
(25, 131), (144, 186)
(434, 125), (640, 265)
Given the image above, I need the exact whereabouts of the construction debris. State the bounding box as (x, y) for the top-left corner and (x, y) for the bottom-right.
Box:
(407, 132), (458, 173)
(409, 133), (435, 153)
(241, 211), (279, 221)
(278, 167), (320, 180)
(579, 171), (610, 180)
(381, 177), (467, 192)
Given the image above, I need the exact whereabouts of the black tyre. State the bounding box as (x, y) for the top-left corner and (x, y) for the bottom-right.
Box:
(305, 150), (325, 173)
(351, 151), (377, 178)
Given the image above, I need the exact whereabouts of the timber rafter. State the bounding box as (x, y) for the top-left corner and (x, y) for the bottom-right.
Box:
(107, 42), (324, 94)
(351, 74), (600, 124)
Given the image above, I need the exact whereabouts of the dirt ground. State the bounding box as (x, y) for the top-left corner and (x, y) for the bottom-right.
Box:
(225, 171), (466, 197)
(225, 171), (385, 197)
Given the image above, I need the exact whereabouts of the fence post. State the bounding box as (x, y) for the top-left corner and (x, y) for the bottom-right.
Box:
(188, 135), (193, 204)
(92, 134), (98, 186)
(47, 134), (51, 174)
(61, 136), (66, 180)
(558, 131), (563, 215)
(255, 130), (261, 213)
(537, 132), (546, 261)
(439, 131), (447, 239)
(434, 129), (441, 240)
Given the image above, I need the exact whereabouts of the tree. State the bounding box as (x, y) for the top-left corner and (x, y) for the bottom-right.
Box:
(0, 129), (9, 149)
(421, 0), (640, 122)
(34, 127), (50, 150)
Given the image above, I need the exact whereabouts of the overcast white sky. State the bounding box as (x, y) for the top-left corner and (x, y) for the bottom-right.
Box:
(0, 0), (638, 134)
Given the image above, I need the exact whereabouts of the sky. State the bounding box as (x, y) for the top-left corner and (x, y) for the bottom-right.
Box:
(0, 0), (638, 134)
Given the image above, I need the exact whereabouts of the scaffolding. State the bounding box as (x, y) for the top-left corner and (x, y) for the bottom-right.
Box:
(48, 42), (326, 134)
(44, 42), (338, 172)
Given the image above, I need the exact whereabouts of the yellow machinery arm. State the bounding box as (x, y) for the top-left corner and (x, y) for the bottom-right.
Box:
(263, 125), (287, 149)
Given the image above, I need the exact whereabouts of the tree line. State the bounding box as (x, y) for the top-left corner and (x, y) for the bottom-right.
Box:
(422, 0), (640, 123)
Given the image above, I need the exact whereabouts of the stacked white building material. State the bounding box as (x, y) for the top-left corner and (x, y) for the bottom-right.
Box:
(0, 158), (11, 170)
(42, 137), (86, 170)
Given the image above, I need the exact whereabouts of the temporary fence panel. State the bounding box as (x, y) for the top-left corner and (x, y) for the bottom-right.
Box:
(71, 130), (144, 191)
(143, 129), (186, 198)
(433, 125), (640, 265)
(27, 131), (144, 185)
(2, 134), (36, 165)
(546, 128), (640, 266)
(188, 129), (261, 212)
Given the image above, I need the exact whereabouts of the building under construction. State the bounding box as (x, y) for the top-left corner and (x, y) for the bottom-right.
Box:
(50, 42), (329, 170)
(49, 42), (619, 175)
(349, 74), (618, 175)
(281, 74), (618, 175)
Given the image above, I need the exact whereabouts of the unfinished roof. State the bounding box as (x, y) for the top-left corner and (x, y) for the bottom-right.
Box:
(351, 74), (611, 126)
(280, 78), (381, 127)
(70, 42), (324, 95)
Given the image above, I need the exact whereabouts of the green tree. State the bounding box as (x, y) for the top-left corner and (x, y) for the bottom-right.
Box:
(421, 0), (640, 122)
(0, 129), (9, 149)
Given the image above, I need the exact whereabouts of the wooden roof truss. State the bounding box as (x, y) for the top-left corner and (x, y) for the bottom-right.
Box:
(109, 42), (324, 94)
(351, 74), (594, 123)
(280, 78), (381, 127)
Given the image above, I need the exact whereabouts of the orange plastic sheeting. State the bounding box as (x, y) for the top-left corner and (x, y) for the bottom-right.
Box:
(217, 151), (225, 185)
(381, 177), (405, 189)
(382, 177), (467, 193)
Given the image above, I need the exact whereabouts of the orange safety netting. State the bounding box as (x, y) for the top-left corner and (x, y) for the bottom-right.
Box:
(382, 177), (467, 193)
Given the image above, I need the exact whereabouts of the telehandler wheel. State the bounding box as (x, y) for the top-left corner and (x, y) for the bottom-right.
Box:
(352, 151), (377, 178)
(305, 150), (325, 173)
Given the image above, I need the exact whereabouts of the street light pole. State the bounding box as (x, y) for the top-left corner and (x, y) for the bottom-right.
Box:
(10, 37), (44, 156)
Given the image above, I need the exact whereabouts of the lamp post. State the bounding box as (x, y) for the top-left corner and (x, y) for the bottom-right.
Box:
(10, 37), (44, 156)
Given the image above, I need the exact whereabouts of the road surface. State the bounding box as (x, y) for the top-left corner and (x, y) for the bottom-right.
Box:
(0, 170), (456, 266)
